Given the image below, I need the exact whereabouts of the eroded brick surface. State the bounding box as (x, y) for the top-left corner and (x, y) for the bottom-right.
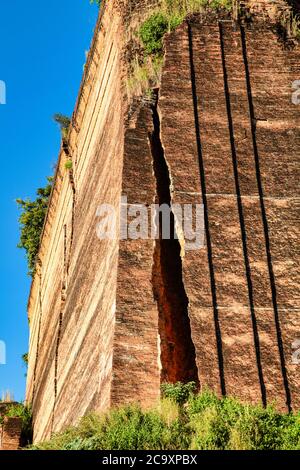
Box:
(0, 418), (22, 451)
(26, 2), (300, 443)
(160, 20), (300, 411)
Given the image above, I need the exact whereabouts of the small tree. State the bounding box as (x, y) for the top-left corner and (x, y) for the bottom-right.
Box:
(22, 353), (28, 378)
(53, 114), (71, 141)
(22, 353), (28, 366)
(17, 177), (53, 276)
(139, 13), (170, 55)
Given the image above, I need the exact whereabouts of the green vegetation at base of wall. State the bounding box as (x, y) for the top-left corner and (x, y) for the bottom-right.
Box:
(31, 386), (300, 450)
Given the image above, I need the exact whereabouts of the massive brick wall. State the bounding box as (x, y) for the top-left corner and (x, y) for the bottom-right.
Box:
(159, 19), (300, 412)
(26, 1), (300, 443)
(26, 0), (163, 443)
(26, 0), (125, 441)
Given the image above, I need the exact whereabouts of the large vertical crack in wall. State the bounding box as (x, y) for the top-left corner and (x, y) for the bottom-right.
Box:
(160, 17), (299, 409)
(27, 4), (300, 441)
(64, 144), (77, 277)
(150, 92), (199, 385)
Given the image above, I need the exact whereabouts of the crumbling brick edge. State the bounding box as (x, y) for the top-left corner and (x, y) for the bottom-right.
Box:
(0, 417), (22, 451)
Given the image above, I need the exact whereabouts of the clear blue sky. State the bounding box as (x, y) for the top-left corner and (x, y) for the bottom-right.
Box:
(0, 0), (98, 402)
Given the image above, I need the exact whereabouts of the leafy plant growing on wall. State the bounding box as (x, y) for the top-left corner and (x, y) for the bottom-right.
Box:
(22, 353), (29, 377)
(53, 113), (71, 142)
(139, 0), (234, 56)
(17, 177), (53, 276)
(65, 159), (73, 170)
(22, 353), (28, 365)
(139, 12), (174, 54)
(129, 0), (234, 94)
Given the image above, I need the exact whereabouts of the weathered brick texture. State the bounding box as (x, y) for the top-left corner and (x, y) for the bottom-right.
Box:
(26, 1), (300, 442)
(0, 418), (22, 451)
(160, 19), (300, 411)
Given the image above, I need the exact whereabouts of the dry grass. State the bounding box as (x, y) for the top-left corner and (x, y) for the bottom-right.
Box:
(126, 55), (164, 96)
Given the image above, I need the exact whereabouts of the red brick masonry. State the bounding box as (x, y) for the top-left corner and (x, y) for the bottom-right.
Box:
(0, 417), (22, 451)
(26, 3), (300, 442)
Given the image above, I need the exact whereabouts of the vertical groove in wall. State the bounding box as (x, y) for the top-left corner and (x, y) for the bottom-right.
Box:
(63, 223), (68, 274)
(187, 22), (226, 396)
(32, 264), (43, 404)
(51, 310), (63, 435)
(51, 156), (77, 433)
(219, 22), (267, 406)
(240, 25), (292, 412)
(67, 169), (76, 276)
(51, 224), (68, 434)
(150, 93), (199, 385)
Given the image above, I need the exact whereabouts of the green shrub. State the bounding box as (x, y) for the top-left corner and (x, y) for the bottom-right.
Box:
(210, 0), (232, 11)
(161, 382), (197, 405)
(29, 388), (300, 450)
(236, 406), (286, 450)
(139, 13), (170, 54)
(53, 113), (71, 141)
(187, 388), (220, 414)
(130, 0), (235, 95)
(139, 0), (234, 56)
(17, 177), (53, 276)
(22, 353), (28, 365)
(281, 412), (300, 450)
(32, 406), (191, 450)
(188, 392), (300, 450)
(65, 160), (73, 170)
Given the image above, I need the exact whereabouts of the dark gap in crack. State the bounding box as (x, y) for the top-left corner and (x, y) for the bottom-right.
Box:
(149, 90), (199, 386)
